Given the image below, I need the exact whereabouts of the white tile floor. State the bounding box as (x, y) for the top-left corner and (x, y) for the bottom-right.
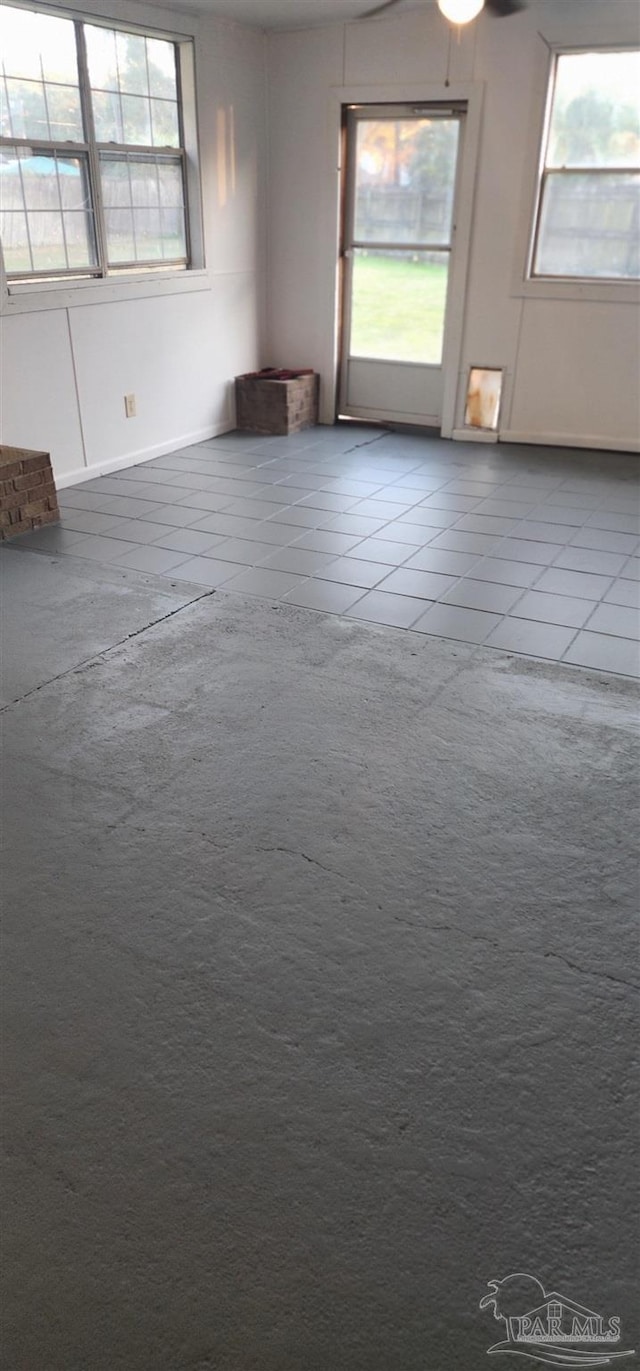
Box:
(9, 424), (640, 678)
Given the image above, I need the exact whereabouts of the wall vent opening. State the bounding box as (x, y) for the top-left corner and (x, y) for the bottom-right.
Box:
(464, 368), (503, 431)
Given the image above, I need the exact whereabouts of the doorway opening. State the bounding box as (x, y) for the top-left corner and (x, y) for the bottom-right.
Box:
(338, 102), (466, 430)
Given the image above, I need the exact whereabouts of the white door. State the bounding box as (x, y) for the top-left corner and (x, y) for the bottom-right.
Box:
(339, 104), (465, 427)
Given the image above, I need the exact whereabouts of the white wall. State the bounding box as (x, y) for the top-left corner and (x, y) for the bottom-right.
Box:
(0, 1), (266, 484)
(265, 0), (640, 452)
(2, 0), (638, 476)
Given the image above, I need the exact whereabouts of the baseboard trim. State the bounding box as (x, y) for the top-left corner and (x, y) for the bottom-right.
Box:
(452, 428), (498, 444)
(55, 421), (235, 489)
(499, 429), (640, 455)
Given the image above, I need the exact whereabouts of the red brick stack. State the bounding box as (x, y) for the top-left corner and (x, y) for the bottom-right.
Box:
(0, 445), (60, 540)
(235, 369), (319, 436)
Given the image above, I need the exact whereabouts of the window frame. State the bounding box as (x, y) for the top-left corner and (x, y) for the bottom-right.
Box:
(510, 38), (640, 306)
(528, 46), (640, 286)
(0, 0), (205, 299)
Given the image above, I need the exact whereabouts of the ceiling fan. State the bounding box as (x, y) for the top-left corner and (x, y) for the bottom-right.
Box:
(362, 0), (525, 21)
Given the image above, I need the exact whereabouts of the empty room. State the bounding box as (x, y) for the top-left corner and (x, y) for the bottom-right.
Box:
(1, 0), (638, 1367)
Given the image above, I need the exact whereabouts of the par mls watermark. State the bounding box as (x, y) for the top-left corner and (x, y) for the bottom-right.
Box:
(480, 1272), (635, 1367)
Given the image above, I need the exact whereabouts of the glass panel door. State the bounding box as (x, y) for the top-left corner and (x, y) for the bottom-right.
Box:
(340, 105), (464, 426)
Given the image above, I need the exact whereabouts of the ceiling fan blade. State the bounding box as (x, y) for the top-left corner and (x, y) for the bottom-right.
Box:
(360, 0), (405, 17)
(485, 0), (526, 14)
(358, 0), (526, 17)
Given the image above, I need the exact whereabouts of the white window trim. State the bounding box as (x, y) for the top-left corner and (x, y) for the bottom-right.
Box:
(510, 35), (640, 306)
(0, 0), (208, 315)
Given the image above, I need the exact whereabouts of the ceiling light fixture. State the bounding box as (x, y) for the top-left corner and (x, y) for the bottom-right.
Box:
(437, 0), (485, 24)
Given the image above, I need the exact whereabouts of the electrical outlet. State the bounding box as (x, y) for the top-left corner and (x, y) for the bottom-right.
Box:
(124, 393), (137, 418)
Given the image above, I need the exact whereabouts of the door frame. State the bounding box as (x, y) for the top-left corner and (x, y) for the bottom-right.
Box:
(320, 80), (484, 435)
(339, 100), (467, 427)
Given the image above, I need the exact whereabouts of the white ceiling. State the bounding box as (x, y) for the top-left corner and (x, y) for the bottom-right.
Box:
(152, 0), (428, 29)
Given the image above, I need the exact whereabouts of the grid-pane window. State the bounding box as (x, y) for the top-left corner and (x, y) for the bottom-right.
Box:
(85, 26), (181, 148)
(532, 50), (640, 281)
(1, 7), (82, 141)
(0, 3), (190, 281)
(101, 153), (186, 264)
(0, 146), (96, 274)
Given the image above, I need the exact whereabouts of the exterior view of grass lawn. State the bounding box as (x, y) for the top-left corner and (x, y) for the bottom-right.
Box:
(350, 252), (448, 365)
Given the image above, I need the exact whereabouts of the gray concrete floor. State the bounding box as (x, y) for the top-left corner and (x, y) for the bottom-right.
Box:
(1, 431), (639, 1370)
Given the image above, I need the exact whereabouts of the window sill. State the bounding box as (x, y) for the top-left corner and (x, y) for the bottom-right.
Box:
(511, 275), (640, 306)
(0, 267), (211, 315)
